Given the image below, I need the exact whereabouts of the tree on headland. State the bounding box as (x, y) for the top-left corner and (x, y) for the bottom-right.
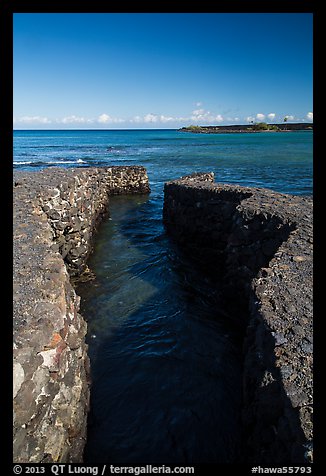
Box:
(283, 116), (288, 130)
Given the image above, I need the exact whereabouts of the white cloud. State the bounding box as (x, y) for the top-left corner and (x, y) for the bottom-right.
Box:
(130, 113), (179, 124)
(159, 115), (175, 123)
(97, 113), (124, 124)
(15, 115), (52, 124)
(60, 115), (93, 124)
(195, 101), (203, 107)
(143, 113), (159, 123)
(190, 108), (224, 123)
(98, 113), (111, 123)
(16, 107), (312, 129)
(246, 113), (279, 124)
(306, 112), (313, 122)
(192, 108), (206, 117)
(131, 115), (143, 123)
(284, 115), (295, 122)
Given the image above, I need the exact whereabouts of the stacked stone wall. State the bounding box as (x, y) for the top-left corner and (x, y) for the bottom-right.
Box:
(163, 173), (313, 464)
(13, 167), (150, 463)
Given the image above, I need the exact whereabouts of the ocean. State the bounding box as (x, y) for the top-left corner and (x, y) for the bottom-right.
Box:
(13, 129), (312, 195)
(13, 129), (313, 464)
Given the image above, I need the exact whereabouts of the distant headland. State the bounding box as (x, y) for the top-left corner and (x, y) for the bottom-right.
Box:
(179, 123), (313, 134)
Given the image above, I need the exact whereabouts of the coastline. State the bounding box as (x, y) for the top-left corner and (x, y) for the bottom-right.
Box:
(179, 123), (313, 134)
(13, 166), (312, 464)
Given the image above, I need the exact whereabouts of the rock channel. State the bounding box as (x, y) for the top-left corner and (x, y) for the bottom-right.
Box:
(13, 167), (150, 463)
(13, 167), (312, 465)
(163, 172), (313, 464)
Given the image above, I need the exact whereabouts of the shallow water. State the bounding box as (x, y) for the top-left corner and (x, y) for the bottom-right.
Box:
(77, 194), (244, 464)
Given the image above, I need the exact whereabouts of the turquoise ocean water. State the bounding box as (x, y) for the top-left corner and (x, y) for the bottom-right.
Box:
(14, 129), (313, 463)
(14, 129), (313, 195)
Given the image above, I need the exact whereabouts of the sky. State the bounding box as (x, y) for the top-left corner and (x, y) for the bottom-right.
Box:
(13, 13), (313, 129)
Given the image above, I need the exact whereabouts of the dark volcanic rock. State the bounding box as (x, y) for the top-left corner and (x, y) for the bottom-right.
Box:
(163, 172), (313, 464)
(179, 123), (313, 134)
(13, 166), (150, 463)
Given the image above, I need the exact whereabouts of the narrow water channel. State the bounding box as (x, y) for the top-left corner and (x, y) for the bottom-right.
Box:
(76, 192), (244, 464)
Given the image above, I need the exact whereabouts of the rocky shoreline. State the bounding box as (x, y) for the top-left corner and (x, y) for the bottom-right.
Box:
(179, 123), (313, 134)
(163, 173), (313, 464)
(13, 166), (313, 464)
(13, 167), (150, 463)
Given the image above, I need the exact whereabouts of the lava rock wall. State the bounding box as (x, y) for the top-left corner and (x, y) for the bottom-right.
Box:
(163, 173), (313, 464)
(13, 167), (150, 463)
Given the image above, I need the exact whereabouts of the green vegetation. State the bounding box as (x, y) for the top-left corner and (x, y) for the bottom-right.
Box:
(180, 122), (312, 134)
(185, 125), (203, 132)
(252, 122), (280, 131)
(252, 122), (269, 131)
(268, 124), (281, 131)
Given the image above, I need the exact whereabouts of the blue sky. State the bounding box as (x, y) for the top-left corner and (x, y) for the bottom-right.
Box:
(13, 13), (313, 129)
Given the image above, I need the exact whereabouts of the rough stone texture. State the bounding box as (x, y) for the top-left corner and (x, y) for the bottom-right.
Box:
(13, 166), (150, 463)
(163, 172), (313, 464)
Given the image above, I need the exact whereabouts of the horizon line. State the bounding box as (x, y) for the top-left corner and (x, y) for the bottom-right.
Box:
(13, 122), (313, 132)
